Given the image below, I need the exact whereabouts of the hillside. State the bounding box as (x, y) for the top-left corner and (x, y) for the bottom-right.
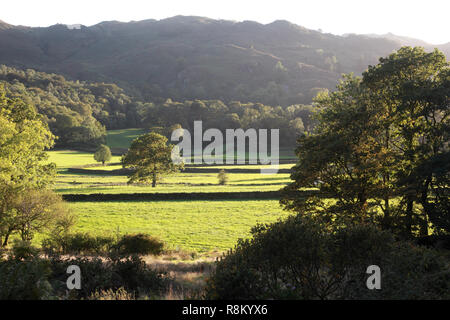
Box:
(1, 16), (446, 106)
(0, 65), (315, 150)
(362, 32), (450, 55)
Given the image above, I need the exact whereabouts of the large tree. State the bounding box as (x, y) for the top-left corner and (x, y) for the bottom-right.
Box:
(281, 47), (449, 237)
(121, 132), (181, 187)
(0, 86), (56, 246)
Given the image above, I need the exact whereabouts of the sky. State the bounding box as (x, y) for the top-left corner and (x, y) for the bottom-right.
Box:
(2, 0), (449, 44)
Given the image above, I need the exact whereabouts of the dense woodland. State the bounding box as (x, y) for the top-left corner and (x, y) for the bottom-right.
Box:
(0, 65), (314, 149)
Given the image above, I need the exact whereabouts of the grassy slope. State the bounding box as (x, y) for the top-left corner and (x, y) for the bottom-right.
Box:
(106, 128), (146, 151)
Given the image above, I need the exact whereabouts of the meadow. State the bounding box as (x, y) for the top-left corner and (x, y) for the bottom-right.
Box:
(106, 128), (146, 153)
(43, 129), (297, 253)
(70, 200), (290, 252)
(46, 150), (122, 172)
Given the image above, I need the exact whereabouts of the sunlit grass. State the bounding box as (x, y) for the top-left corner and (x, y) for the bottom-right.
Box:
(52, 172), (291, 194)
(69, 200), (291, 252)
(46, 150), (121, 170)
(106, 128), (147, 150)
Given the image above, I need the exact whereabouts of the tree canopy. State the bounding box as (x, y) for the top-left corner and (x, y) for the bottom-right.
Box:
(121, 132), (182, 187)
(94, 144), (112, 165)
(0, 65), (313, 150)
(0, 85), (57, 246)
(281, 47), (449, 237)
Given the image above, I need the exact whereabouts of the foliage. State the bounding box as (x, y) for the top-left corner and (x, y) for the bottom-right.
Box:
(88, 287), (135, 300)
(0, 66), (314, 150)
(42, 232), (164, 257)
(42, 232), (115, 255)
(0, 86), (56, 246)
(205, 215), (450, 299)
(281, 47), (449, 237)
(362, 47), (449, 235)
(10, 189), (74, 242)
(217, 169), (228, 185)
(0, 66), (113, 148)
(122, 132), (182, 187)
(114, 233), (165, 256)
(139, 100), (313, 147)
(10, 240), (40, 260)
(0, 253), (167, 300)
(0, 254), (55, 300)
(94, 144), (112, 165)
(48, 255), (167, 299)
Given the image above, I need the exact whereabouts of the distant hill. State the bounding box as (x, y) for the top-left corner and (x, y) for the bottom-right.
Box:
(0, 16), (447, 106)
(361, 32), (450, 56)
(0, 20), (14, 30)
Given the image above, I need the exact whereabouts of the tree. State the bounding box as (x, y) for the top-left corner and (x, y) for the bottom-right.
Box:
(281, 74), (380, 226)
(0, 86), (56, 246)
(281, 47), (449, 237)
(11, 189), (75, 242)
(362, 47), (449, 236)
(218, 169), (228, 185)
(205, 215), (450, 300)
(121, 132), (181, 187)
(94, 144), (112, 165)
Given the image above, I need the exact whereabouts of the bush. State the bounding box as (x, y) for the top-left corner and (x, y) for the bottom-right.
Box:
(49, 255), (167, 299)
(0, 258), (55, 300)
(42, 232), (115, 255)
(11, 240), (40, 260)
(42, 232), (165, 257)
(88, 287), (135, 300)
(218, 169), (228, 185)
(114, 234), (165, 256)
(205, 215), (450, 300)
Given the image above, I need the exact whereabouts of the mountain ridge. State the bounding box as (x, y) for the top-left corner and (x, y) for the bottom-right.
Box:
(0, 16), (447, 105)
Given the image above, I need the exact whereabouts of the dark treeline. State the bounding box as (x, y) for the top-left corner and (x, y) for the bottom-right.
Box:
(141, 99), (314, 147)
(0, 65), (314, 150)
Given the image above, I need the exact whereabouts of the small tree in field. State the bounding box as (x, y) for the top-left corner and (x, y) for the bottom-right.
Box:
(218, 169), (228, 185)
(121, 132), (181, 187)
(94, 144), (112, 165)
(12, 189), (75, 242)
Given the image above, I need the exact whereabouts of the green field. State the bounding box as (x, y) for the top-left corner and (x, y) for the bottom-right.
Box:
(43, 130), (298, 253)
(70, 200), (290, 252)
(46, 150), (121, 171)
(47, 149), (293, 195)
(82, 163), (295, 171)
(106, 128), (147, 151)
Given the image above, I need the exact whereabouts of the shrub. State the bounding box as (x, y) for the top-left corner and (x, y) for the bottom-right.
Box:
(11, 240), (40, 260)
(0, 258), (54, 300)
(42, 232), (115, 255)
(88, 287), (135, 300)
(218, 169), (228, 185)
(115, 234), (164, 256)
(205, 215), (450, 300)
(49, 255), (167, 299)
